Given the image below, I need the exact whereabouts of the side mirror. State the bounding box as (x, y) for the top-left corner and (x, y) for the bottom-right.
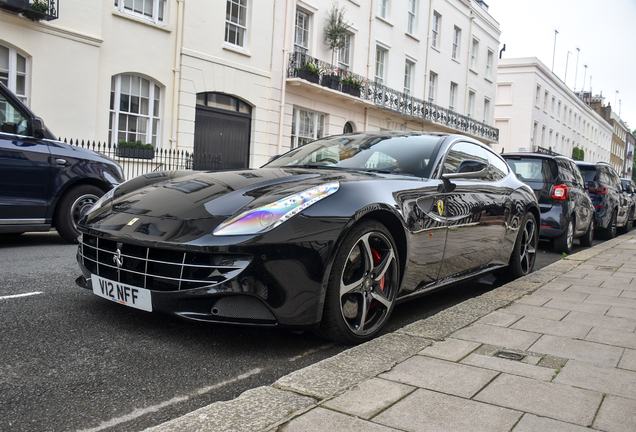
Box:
(32, 117), (46, 139)
(442, 160), (489, 180)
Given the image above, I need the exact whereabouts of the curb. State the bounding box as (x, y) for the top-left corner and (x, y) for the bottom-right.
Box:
(144, 236), (628, 432)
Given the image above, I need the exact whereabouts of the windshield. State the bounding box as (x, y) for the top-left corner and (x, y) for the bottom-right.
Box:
(578, 166), (597, 182)
(504, 157), (556, 183)
(265, 133), (441, 178)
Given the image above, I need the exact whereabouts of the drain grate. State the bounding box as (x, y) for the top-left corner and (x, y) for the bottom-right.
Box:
(494, 351), (525, 361)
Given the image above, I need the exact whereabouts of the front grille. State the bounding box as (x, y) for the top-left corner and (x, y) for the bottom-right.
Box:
(78, 234), (252, 291)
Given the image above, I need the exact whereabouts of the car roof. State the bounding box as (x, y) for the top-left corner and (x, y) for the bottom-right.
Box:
(502, 152), (574, 162)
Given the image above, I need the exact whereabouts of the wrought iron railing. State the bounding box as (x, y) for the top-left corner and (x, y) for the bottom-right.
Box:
(287, 52), (499, 143)
(1, 0), (59, 20)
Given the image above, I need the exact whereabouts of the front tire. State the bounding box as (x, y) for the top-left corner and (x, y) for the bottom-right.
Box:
(554, 217), (574, 254)
(55, 185), (104, 243)
(508, 212), (538, 279)
(316, 220), (399, 344)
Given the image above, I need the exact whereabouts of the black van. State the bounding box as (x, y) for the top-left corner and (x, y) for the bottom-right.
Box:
(0, 82), (124, 242)
(503, 153), (595, 253)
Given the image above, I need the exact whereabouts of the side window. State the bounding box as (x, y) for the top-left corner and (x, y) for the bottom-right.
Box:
(0, 92), (30, 136)
(556, 159), (575, 184)
(443, 142), (489, 178)
(486, 151), (509, 181)
(598, 168), (610, 186)
(571, 162), (585, 187)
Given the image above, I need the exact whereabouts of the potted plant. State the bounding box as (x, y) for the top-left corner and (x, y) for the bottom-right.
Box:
(323, 3), (350, 67)
(321, 69), (340, 90)
(297, 59), (322, 84)
(340, 73), (364, 97)
(21, 0), (49, 21)
(116, 140), (155, 159)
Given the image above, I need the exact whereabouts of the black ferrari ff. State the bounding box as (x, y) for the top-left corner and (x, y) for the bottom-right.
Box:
(76, 132), (539, 343)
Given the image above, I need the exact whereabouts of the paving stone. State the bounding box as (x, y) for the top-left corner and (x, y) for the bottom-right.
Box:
(555, 359), (636, 399)
(593, 396), (636, 432)
(474, 373), (602, 426)
(460, 353), (556, 381)
(561, 311), (636, 333)
(515, 295), (551, 307)
(477, 311), (523, 327)
(618, 349), (636, 371)
(607, 306), (636, 319)
(543, 298), (610, 315)
(418, 338), (481, 362)
(399, 309), (480, 341)
(373, 388), (521, 432)
(322, 378), (414, 420)
(533, 288), (590, 302)
(621, 290), (636, 299)
(512, 414), (592, 432)
(280, 407), (399, 432)
(530, 335), (624, 368)
(566, 285), (623, 297)
(378, 356), (498, 398)
(503, 304), (569, 321)
(144, 386), (316, 432)
(586, 326), (636, 350)
(585, 294), (636, 310)
(511, 316), (592, 339)
(452, 323), (541, 351)
(538, 282), (571, 291)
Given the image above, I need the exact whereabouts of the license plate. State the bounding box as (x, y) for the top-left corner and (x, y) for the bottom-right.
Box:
(91, 274), (152, 312)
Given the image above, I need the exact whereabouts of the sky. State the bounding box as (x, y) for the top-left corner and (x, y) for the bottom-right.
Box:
(485, 0), (636, 131)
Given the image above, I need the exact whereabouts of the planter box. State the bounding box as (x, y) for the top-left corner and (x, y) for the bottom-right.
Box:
(297, 69), (320, 84)
(342, 84), (361, 98)
(0, 0), (29, 12)
(116, 147), (155, 160)
(321, 75), (340, 90)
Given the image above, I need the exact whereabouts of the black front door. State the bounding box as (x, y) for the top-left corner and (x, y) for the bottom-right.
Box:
(194, 93), (251, 171)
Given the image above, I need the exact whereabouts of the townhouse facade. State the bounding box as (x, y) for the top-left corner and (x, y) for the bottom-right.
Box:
(1, 0), (500, 171)
(590, 100), (631, 176)
(494, 57), (612, 164)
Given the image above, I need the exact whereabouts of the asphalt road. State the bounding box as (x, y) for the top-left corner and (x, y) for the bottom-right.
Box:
(0, 231), (603, 432)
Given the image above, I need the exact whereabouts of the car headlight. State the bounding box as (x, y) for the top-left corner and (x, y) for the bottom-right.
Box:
(86, 187), (115, 216)
(213, 182), (340, 236)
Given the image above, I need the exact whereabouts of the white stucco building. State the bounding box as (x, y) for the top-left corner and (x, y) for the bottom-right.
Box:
(494, 57), (612, 163)
(1, 0), (501, 171)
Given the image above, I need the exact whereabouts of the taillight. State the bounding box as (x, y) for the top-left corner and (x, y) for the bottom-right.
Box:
(588, 185), (608, 195)
(551, 184), (569, 200)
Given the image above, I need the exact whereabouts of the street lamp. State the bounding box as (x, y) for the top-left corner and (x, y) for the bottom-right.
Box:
(574, 47), (580, 90)
(615, 90), (619, 109)
(564, 51), (572, 86)
(552, 29), (559, 72)
(582, 65), (587, 97)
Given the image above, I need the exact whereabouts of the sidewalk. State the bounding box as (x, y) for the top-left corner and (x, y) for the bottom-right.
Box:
(146, 234), (636, 432)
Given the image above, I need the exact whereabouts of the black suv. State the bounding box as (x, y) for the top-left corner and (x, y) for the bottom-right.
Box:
(503, 153), (594, 253)
(0, 82), (124, 242)
(576, 162), (632, 239)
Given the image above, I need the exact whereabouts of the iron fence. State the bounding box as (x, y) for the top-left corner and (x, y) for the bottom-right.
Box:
(287, 52), (499, 143)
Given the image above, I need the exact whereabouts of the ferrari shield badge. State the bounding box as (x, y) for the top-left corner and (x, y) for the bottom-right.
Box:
(436, 200), (444, 216)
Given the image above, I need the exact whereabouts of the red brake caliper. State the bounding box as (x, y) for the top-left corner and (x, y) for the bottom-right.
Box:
(371, 248), (386, 291)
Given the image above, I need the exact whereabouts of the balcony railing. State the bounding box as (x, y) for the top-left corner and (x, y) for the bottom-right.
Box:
(287, 52), (498, 143)
(0, 0), (59, 21)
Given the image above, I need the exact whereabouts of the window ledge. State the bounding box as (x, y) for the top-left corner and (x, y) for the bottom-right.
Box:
(451, 57), (460, 65)
(112, 10), (171, 32)
(376, 15), (394, 26)
(406, 32), (420, 42)
(484, 77), (493, 84)
(430, 45), (441, 53)
(223, 43), (251, 57)
(469, 68), (478, 75)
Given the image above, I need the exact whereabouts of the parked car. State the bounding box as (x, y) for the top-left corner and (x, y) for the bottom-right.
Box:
(621, 178), (636, 227)
(0, 82), (124, 242)
(576, 161), (632, 239)
(503, 153), (595, 253)
(76, 132), (539, 343)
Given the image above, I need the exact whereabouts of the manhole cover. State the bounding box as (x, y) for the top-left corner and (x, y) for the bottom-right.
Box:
(494, 351), (524, 361)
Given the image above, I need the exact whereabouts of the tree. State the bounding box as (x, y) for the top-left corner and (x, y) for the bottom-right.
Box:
(572, 147), (584, 161)
(324, 3), (350, 66)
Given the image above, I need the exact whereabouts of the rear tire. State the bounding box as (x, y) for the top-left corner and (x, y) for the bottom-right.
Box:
(55, 185), (104, 243)
(554, 217), (574, 254)
(619, 207), (634, 234)
(579, 219), (594, 247)
(508, 212), (538, 279)
(316, 220), (399, 344)
(601, 209), (617, 240)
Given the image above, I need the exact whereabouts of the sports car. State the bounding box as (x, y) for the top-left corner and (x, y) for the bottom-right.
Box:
(75, 132), (539, 343)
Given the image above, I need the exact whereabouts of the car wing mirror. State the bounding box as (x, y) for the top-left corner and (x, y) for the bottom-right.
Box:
(442, 160), (489, 180)
(32, 117), (46, 139)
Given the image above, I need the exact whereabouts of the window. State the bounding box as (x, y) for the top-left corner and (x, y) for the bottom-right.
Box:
(532, 122), (538, 147)
(225, 0), (248, 48)
(432, 13), (441, 48)
(452, 27), (461, 59)
(449, 82), (457, 111)
(486, 50), (493, 79)
(404, 60), (414, 95)
(294, 8), (310, 53)
(375, 46), (387, 85)
(338, 33), (352, 70)
(0, 90), (30, 136)
(114, 0), (166, 25)
(468, 90), (475, 117)
(291, 107), (325, 148)
(543, 90), (548, 112)
(378, 0), (388, 19)
(483, 98), (490, 123)
(0, 44), (28, 104)
(555, 133), (559, 151)
(428, 72), (437, 103)
(444, 142), (489, 178)
(535, 85), (540, 106)
(551, 96), (556, 115)
(471, 38), (478, 70)
(549, 130), (553, 147)
(541, 125), (546, 146)
(558, 101), (562, 118)
(109, 74), (162, 146)
(407, 0), (416, 34)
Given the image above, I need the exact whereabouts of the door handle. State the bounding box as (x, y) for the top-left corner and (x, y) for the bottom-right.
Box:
(55, 158), (67, 165)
